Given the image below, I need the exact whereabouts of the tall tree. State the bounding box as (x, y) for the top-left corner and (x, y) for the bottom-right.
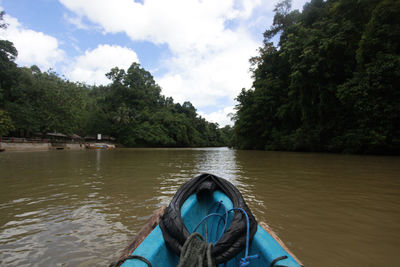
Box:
(234, 0), (400, 154)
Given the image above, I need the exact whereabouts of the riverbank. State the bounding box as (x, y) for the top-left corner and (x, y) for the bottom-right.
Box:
(0, 142), (86, 151)
(0, 142), (119, 152)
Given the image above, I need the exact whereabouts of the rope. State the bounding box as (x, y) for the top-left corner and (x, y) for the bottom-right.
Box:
(191, 206), (259, 266)
(109, 255), (152, 267)
(269, 255), (289, 267)
(178, 232), (215, 267)
(193, 213), (226, 243)
(208, 201), (223, 241)
(192, 205), (291, 267)
(227, 208), (259, 267)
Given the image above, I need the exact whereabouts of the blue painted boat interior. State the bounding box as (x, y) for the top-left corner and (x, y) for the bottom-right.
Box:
(122, 191), (301, 266)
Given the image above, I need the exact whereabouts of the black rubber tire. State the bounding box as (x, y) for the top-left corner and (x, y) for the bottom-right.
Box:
(159, 173), (258, 264)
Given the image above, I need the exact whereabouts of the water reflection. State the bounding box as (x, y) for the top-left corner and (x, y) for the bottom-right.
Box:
(153, 148), (247, 207)
(193, 147), (239, 181)
(95, 149), (101, 172)
(190, 148), (259, 208)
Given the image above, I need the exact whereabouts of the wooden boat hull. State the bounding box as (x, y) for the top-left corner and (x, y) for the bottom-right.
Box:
(119, 190), (303, 267)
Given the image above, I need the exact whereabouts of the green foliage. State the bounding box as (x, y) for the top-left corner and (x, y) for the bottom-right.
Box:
(0, 41), (18, 107)
(3, 67), (87, 136)
(87, 62), (229, 147)
(0, 109), (14, 136)
(233, 0), (400, 154)
(0, 21), (229, 147)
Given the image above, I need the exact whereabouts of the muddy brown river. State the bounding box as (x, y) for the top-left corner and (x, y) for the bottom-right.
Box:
(0, 148), (399, 266)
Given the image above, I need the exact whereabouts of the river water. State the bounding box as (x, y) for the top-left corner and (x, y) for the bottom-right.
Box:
(0, 148), (399, 266)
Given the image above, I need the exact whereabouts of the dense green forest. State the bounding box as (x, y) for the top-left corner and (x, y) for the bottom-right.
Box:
(2, 0), (399, 153)
(0, 11), (231, 147)
(233, 0), (399, 154)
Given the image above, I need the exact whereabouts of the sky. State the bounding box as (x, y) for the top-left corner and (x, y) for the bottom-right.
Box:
(0, 0), (308, 126)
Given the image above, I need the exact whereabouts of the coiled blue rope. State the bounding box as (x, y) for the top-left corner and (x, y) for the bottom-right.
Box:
(192, 203), (259, 266)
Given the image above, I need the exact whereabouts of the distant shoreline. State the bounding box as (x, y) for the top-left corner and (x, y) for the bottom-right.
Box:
(0, 142), (85, 152)
(0, 142), (231, 152)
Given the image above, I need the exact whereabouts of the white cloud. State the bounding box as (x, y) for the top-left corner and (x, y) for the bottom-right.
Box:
(0, 12), (65, 70)
(199, 106), (235, 127)
(59, 0), (259, 53)
(63, 13), (90, 30)
(158, 32), (257, 108)
(65, 44), (139, 85)
(50, 0), (310, 125)
(59, 0), (266, 125)
(0, 8), (139, 86)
